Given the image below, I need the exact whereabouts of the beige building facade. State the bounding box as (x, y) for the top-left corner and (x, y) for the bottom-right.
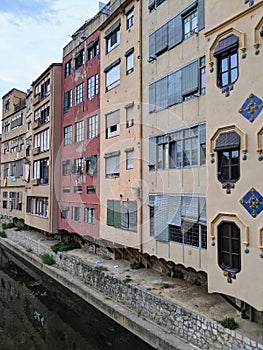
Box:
(205, 0), (263, 311)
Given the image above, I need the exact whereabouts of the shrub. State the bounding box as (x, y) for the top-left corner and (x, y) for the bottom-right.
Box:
(221, 317), (238, 330)
(26, 247), (32, 252)
(2, 223), (14, 229)
(122, 277), (132, 284)
(40, 253), (55, 265)
(0, 230), (7, 238)
(51, 240), (81, 253)
(130, 261), (145, 270)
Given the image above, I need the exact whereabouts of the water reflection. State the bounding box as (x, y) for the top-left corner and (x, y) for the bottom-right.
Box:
(0, 248), (154, 350)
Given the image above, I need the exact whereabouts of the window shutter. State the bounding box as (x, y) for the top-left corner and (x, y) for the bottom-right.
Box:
(121, 202), (129, 229)
(149, 83), (156, 113)
(106, 110), (120, 128)
(199, 197), (206, 224)
(107, 200), (114, 226)
(182, 196), (199, 223)
(149, 32), (156, 59)
(155, 23), (168, 55)
(198, 0), (205, 31)
(168, 14), (182, 49)
(167, 195), (182, 226)
(128, 201), (137, 231)
(182, 60), (199, 96)
(149, 137), (157, 169)
(87, 155), (97, 176)
(214, 131), (240, 151)
(198, 123), (206, 144)
(168, 69), (182, 106)
(148, 0), (155, 9)
(113, 200), (121, 228)
(156, 76), (168, 110)
(154, 195), (169, 242)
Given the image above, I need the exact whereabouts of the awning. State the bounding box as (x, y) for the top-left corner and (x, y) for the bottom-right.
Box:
(214, 34), (239, 56)
(214, 131), (240, 151)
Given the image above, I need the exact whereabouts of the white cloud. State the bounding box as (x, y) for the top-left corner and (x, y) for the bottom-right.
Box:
(0, 0), (100, 104)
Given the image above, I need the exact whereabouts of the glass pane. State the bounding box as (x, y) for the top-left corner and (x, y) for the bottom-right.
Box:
(231, 68), (238, 83)
(231, 150), (239, 163)
(232, 225), (240, 239)
(232, 239), (240, 254)
(231, 165), (239, 180)
(232, 255), (240, 270)
(184, 139), (191, 166)
(221, 72), (228, 86)
(222, 252), (230, 267)
(221, 57), (228, 72)
(222, 237), (229, 251)
(191, 138), (198, 165)
(230, 53), (237, 68)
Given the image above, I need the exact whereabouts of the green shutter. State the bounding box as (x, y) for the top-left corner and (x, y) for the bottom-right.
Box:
(113, 200), (121, 228)
(64, 92), (68, 112)
(107, 200), (114, 226)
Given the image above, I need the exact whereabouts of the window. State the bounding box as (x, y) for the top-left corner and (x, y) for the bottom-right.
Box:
(125, 103), (134, 128)
(87, 74), (99, 99)
(149, 1), (204, 57)
(85, 155), (97, 176)
(64, 90), (72, 113)
(84, 208), (95, 224)
(65, 59), (72, 78)
(218, 221), (241, 273)
(106, 110), (120, 138)
(88, 39), (99, 60)
(27, 197), (48, 217)
(105, 151), (120, 178)
(34, 103), (50, 125)
(38, 77), (50, 99)
(60, 206), (69, 220)
(87, 186), (96, 194)
(149, 57), (205, 111)
(148, 0), (166, 12)
(105, 59), (121, 91)
(125, 48), (134, 74)
(214, 34), (239, 88)
(87, 115), (98, 139)
(74, 186), (82, 194)
(149, 124), (206, 170)
(75, 49), (84, 69)
(5, 99), (10, 112)
(64, 125), (72, 146)
(126, 148), (134, 169)
(183, 9), (198, 39)
(75, 83), (84, 105)
(63, 187), (70, 193)
(105, 20), (120, 53)
(34, 129), (49, 152)
(33, 158), (49, 184)
(73, 158), (84, 174)
(75, 120), (84, 143)
(72, 206), (80, 222)
(3, 121), (10, 133)
(214, 131), (240, 183)
(107, 200), (137, 231)
(62, 160), (72, 176)
(126, 8), (134, 29)
(11, 113), (23, 129)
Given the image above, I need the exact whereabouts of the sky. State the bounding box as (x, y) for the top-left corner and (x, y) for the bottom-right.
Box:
(0, 0), (102, 107)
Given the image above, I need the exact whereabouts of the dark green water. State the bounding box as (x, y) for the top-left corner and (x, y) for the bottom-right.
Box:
(0, 248), (154, 350)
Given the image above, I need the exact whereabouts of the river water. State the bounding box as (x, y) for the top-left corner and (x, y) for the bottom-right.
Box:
(0, 247), (155, 350)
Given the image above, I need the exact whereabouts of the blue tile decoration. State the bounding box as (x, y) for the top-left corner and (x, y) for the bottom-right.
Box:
(223, 271), (237, 283)
(240, 187), (263, 217)
(239, 93), (263, 122)
(222, 183), (235, 194)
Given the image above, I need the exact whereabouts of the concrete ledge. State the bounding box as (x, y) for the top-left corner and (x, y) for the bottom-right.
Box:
(0, 238), (196, 350)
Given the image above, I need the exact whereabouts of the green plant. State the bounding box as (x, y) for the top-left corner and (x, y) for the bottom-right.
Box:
(40, 253), (55, 265)
(51, 240), (81, 253)
(122, 277), (132, 284)
(0, 230), (7, 238)
(130, 261), (145, 270)
(2, 223), (14, 229)
(26, 247), (32, 252)
(220, 317), (238, 330)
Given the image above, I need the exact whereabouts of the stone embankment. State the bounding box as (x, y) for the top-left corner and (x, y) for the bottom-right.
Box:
(0, 228), (263, 350)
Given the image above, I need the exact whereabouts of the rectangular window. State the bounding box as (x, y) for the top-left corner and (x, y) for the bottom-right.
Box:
(121, 201), (137, 231)
(75, 120), (84, 143)
(87, 74), (99, 99)
(75, 49), (84, 69)
(74, 186), (82, 194)
(87, 186), (96, 194)
(34, 129), (49, 152)
(27, 197), (48, 217)
(105, 59), (120, 91)
(63, 186), (70, 193)
(33, 158), (49, 184)
(62, 160), (72, 176)
(84, 207), (95, 224)
(34, 103), (50, 125)
(125, 103), (134, 128)
(65, 59), (72, 78)
(75, 83), (84, 105)
(88, 39), (99, 60)
(105, 152), (120, 178)
(87, 115), (98, 139)
(73, 158), (84, 174)
(85, 155), (97, 177)
(107, 200), (121, 228)
(106, 110), (120, 139)
(126, 149), (134, 169)
(72, 206), (80, 222)
(64, 90), (72, 113)
(183, 9), (198, 39)
(64, 125), (72, 146)
(126, 9), (134, 29)
(60, 206), (69, 220)
(105, 20), (120, 53)
(125, 48), (134, 75)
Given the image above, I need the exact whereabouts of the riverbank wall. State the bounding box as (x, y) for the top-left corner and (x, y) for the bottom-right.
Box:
(0, 234), (262, 350)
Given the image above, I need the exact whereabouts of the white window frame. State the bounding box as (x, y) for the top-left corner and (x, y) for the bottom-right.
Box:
(87, 115), (98, 139)
(87, 74), (99, 99)
(75, 83), (84, 105)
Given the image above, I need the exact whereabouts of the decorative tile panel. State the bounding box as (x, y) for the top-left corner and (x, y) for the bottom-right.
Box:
(240, 188), (263, 217)
(239, 94), (263, 122)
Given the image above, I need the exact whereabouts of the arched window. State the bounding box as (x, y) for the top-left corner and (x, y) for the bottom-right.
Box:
(214, 34), (239, 88)
(214, 131), (240, 183)
(218, 221), (241, 273)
